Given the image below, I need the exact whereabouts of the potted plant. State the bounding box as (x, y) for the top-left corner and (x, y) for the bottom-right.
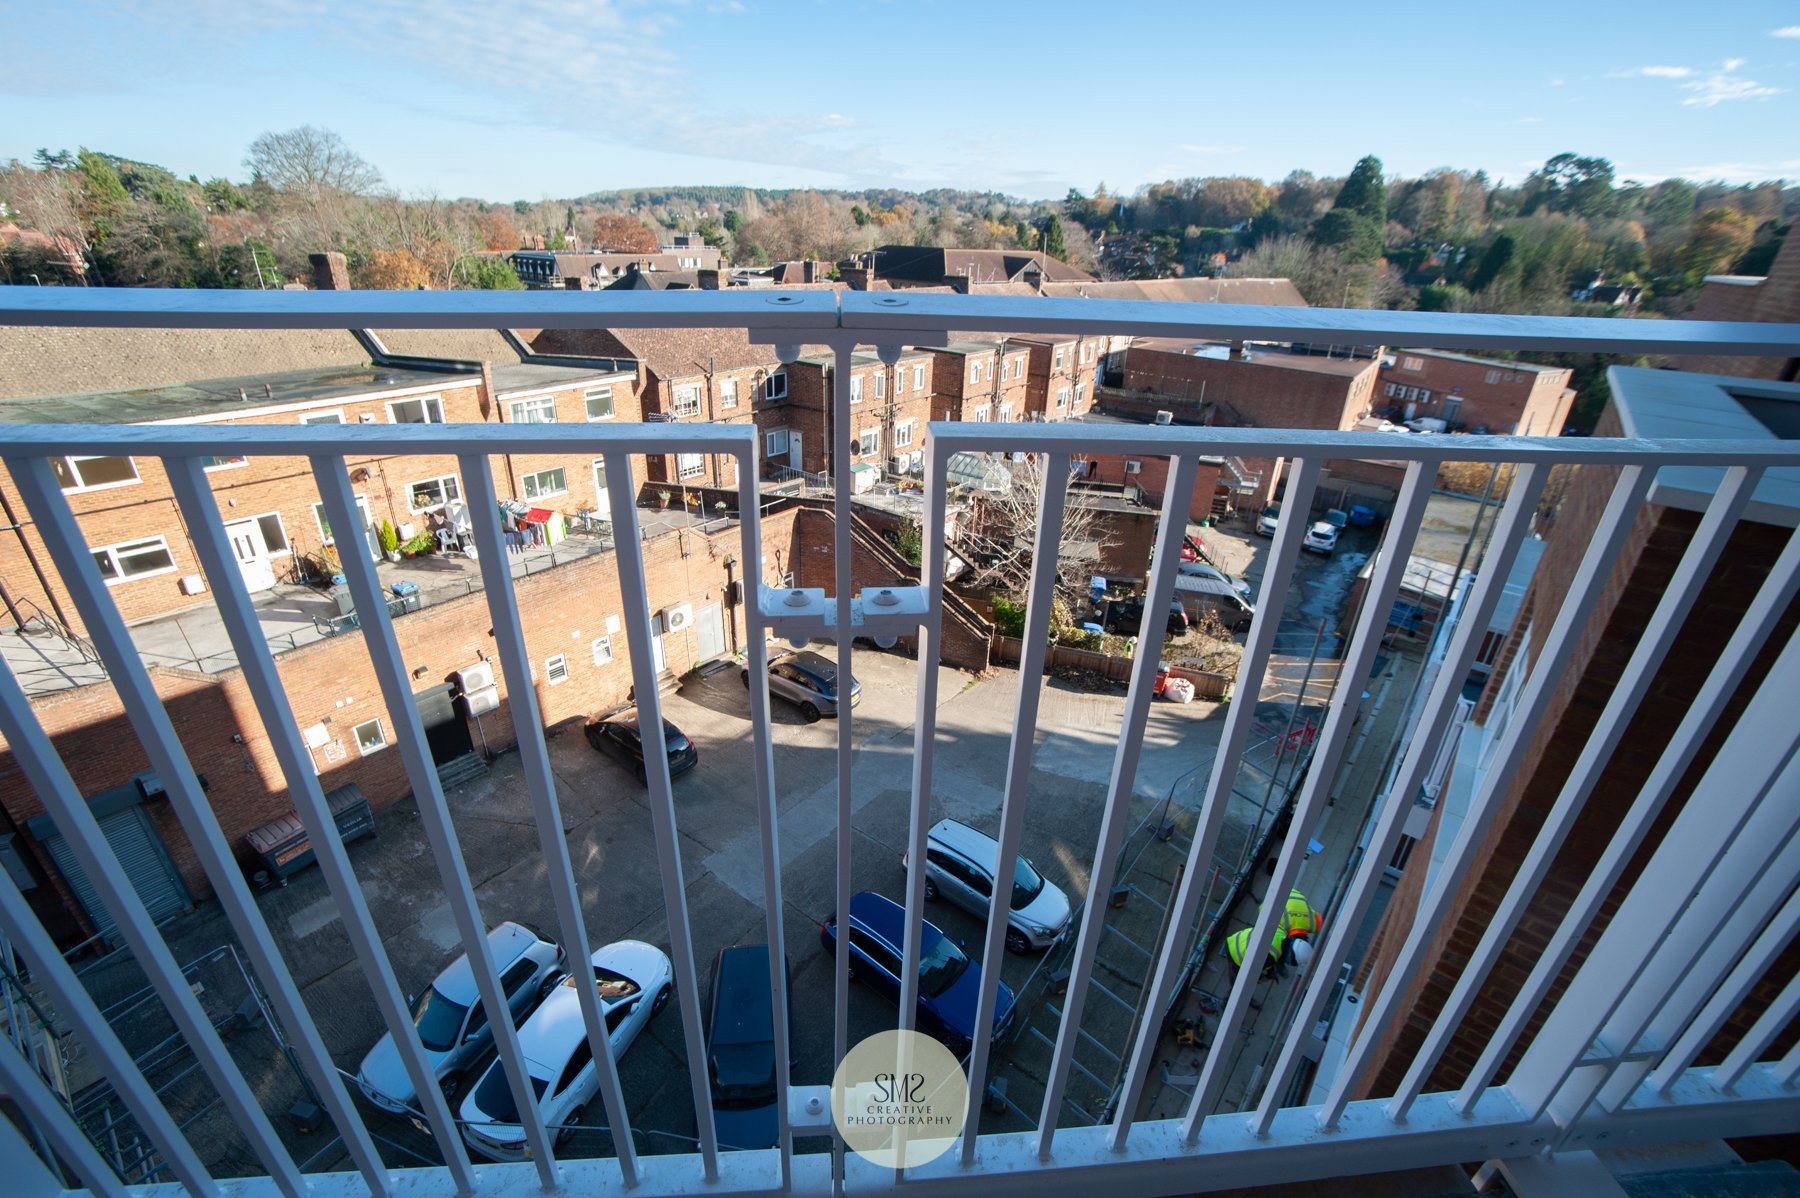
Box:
(658, 489), (672, 510)
(378, 520), (400, 563)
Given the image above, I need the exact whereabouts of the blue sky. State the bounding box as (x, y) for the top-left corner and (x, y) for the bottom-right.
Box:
(6, 1), (1799, 201)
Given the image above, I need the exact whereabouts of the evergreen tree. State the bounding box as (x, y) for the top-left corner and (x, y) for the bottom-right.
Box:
(1468, 234), (1517, 293)
(1040, 214), (1067, 261)
(1334, 155), (1387, 228)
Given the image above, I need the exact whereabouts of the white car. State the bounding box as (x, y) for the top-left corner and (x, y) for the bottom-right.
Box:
(459, 941), (672, 1161)
(1303, 521), (1340, 554)
(1256, 505), (1282, 537)
(904, 818), (1073, 953)
(356, 923), (565, 1115)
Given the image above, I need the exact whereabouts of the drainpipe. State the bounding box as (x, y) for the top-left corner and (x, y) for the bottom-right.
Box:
(0, 486), (68, 630)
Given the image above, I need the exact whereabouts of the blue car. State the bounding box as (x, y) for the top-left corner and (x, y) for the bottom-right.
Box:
(820, 892), (1016, 1053)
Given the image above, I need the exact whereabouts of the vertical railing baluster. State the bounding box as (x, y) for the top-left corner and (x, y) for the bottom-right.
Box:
(1658, 884), (1800, 1092)
(1108, 457), (1324, 1150)
(458, 454), (640, 1186)
(0, 1040), (122, 1198)
(829, 340), (856, 1195)
(736, 447), (795, 1186)
(313, 452), (562, 1183)
(1035, 452), (1197, 1157)
(604, 448), (721, 1180)
(958, 450), (1069, 1165)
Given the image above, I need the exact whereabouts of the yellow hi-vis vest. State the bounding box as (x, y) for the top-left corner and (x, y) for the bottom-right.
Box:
(1225, 924), (1286, 967)
(1283, 889), (1324, 939)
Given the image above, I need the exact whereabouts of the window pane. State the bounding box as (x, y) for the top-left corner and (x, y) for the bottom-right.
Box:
(355, 719), (386, 754)
(60, 455), (138, 490)
(593, 637), (613, 665)
(92, 550), (119, 580)
(586, 387), (615, 419)
(256, 514), (288, 553)
(300, 410), (344, 425)
(115, 540), (175, 577)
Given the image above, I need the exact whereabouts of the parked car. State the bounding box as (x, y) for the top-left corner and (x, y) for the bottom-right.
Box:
(742, 650), (861, 721)
(355, 923), (565, 1115)
(584, 707), (699, 782)
(820, 892), (1016, 1053)
(459, 940), (672, 1161)
(1303, 521), (1340, 555)
(1173, 573), (1256, 632)
(1097, 596), (1188, 637)
(1324, 508), (1350, 530)
(1176, 560), (1255, 603)
(706, 945), (794, 1151)
(903, 819), (1072, 953)
(1256, 504), (1282, 537)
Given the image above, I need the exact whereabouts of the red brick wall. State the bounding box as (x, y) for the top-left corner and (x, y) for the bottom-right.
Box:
(1674, 232), (1800, 381)
(1377, 352), (1575, 435)
(1076, 454), (1227, 522)
(1353, 403), (1800, 1097)
(639, 362), (771, 488)
(0, 512), (790, 936)
(1122, 346), (1376, 431)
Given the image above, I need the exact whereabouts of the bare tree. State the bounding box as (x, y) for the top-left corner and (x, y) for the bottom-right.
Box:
(966, 454), (1115, 598)
(245, 126), (381, 252)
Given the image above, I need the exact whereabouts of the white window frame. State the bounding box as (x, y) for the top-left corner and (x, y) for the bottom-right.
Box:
(387, 395), (445, 424)
(765, 428), (790, 457)
(201, 454), (249, 472)
(521, 467), (568, 500)
(718, 378), (738, 410)
(53, 455), (140, 494)
(894, 369), (906, 395)
(1485, 369), (1503, 384)
(896, 420), (916, 447)
(545, 654), (569, 685)
(969, 361), (980, 384)
(851, 377), (864, 405)
(585, 386), (616, 421)
(677, 453), (706, 479)
(409, 474), (461, 511)
(1074, 382), (1086, 407)
(999, 404), (1013, 423)
(1056, 387), (1070, 408)
(857, 428), (879, 457)
(353, 717), (387, 756)
(671, 384), (703, 418)
(973, 404), (992, 422)
(91, 535), (177, 586)
(237, 511), (291, 556)
(1403, 356), (1424, 371)
(509, 395), (558, 424)
(913, 365), (925, 390)
(874, 372), (885, 400)
(592, 636), (614, 666)
(1054, 347), (1067, 369)
(299, 408), (346, 425)
(762, 370), (787, 401)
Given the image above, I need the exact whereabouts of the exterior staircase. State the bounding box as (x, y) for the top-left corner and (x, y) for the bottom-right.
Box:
(434, 752), (488, 791)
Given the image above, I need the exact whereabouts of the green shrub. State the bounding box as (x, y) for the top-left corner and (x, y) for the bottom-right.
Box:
(377, 520), (399, 554)
(992, 597), (1026, 639)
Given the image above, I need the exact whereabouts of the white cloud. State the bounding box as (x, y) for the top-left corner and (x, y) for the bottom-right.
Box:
(1682, 68), (1786, 107)
(1723, 57), (1746, 71)
(1673, 159), (1800, 181)
(1609, 64), (1692, 78)
(1771, 26), (1800, 38)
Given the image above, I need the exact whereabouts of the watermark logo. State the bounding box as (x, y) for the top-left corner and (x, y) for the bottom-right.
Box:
(831, 1030), (968, 1167)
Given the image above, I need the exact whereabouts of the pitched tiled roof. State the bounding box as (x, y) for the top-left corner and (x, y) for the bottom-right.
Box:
(529, 326), (785, 380)
(0, 326), (371, 401)
(1037, 278), (1308, 306)
(370, 329), (523, 362)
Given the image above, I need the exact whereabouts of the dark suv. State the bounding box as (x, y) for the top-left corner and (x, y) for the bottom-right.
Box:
(1097, 596), (1188, 637)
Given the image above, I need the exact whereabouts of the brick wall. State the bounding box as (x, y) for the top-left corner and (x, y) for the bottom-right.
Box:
(1352, 401), (1800, 1097)
(1377, 352), (1575, 435)
(1075, 454), (1227, 522)
(1122, 346), (1377, 432)
(1673, 232), (1800, 381)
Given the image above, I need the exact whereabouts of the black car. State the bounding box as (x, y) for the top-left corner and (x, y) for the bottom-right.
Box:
(1097, 596), (1188, 638)
(583, 707), (699, 782)
(705, 945), (794, 1151)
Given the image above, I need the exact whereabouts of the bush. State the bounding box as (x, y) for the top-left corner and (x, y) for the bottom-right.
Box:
(400, 532), (435, 555)
(991, 597), (1026, 639)
(377, 520), (399, 554)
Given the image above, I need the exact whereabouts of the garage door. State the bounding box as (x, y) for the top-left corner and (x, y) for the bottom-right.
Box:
(31, 787), (190, 942)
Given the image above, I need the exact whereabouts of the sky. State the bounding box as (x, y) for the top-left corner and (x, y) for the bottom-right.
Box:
(5, 1), (1800, 202)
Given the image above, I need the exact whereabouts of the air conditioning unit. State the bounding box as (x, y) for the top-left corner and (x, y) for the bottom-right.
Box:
(461, 686), (500, 717)
(454, 661), (494, 693)
(1125, 459), (1143, 475)
(1154, 410), (1174, 425)
(662, 602), (694, 633)
(890, 457), (907, 474)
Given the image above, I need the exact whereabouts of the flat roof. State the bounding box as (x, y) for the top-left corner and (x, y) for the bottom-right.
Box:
(1131, 339), (1373, 377)
(1610, 366), (1800, 526)
(1388, 348), (1565, 374)
(0, 363), (471, 425)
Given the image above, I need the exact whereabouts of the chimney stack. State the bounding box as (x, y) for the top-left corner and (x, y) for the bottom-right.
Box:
(947, 274), (971, 295)
(309, 252), (350, 291)
(564, 276), (587, 291)
(697, 269), (722, 290)
(842, 266), (875, 290)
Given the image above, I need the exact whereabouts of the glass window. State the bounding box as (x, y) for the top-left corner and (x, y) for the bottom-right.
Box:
(858, 429), (879, 457)
(762, 370), (787, 401)
(522, 467), (567, 499)
(999, 405), (1012, 423)
(299, 409), (345, 425)
(91, 537), (176, 584)
(510, 395), (558, 424)
(764, 428), (789, 457)
(410, 987), (469, 1053)
(201, 455), (249, 471)
(913, 365), (925, 390)
(354, 718), (386, 755)
(718, 378), (738, 409)
(1056, 388), (1070, 408)
(592, 636), (613, 666)
(848, 928), (901, 979)
(874, 372), (885, 400)
(255, 513), (289, 554)
(546, 654), (568, 685)
(973, 405), (991, 422)
(850, 377), (864, 405)
(556, 1035), (594, 1096)
(500, 958), (539, 1000)
(896, 422), (915, 447)
(968, 362), (980, 384)
(585, 387), (615, 420)
(672, 384), (702, 417)
(410, 475), (460, 510)
(53, 455), (139, 492)
(388, 396), (445, 424)
(677, 454), (705, 479)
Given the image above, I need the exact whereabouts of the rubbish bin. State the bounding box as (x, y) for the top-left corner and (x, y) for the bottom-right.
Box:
(246, 784), (376, 887)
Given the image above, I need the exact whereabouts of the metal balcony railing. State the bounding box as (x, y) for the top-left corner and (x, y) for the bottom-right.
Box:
(0, 288), (1796, 1198)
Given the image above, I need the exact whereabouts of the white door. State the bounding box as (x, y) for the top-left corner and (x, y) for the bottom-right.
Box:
(790, 431), (803, 471)
(695, 604), (725, 661)
(652, 634), (667, 674)
(225, 519), (277, 593)
(591, 459), (612, 519)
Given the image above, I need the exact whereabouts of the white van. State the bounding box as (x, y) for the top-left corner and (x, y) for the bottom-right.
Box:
(1173, 572), (1256, 631)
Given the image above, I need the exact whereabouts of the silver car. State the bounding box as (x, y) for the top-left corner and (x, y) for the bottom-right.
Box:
(742, 650), (861, 721)
(356, 922), (565, 1114)
(904, 818), (1072, 953)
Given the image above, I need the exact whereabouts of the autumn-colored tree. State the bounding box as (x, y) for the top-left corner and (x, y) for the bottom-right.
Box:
(475, 208), (521, 251)
(587, 214), (659, 253)
(1678, 208), (1755, 287)
(360, 248), (431, 289)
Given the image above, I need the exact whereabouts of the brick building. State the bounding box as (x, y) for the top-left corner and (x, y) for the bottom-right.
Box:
(1674, 230), (1800, 382)
(1010, 333), (1105, 419)
(0, 324), (632, 630)
(774, 349), (937, 479)
(1374, 349), (1576, 435)
(1349, 366), (1800, 1101)
(1120, 341), (1379, 431)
